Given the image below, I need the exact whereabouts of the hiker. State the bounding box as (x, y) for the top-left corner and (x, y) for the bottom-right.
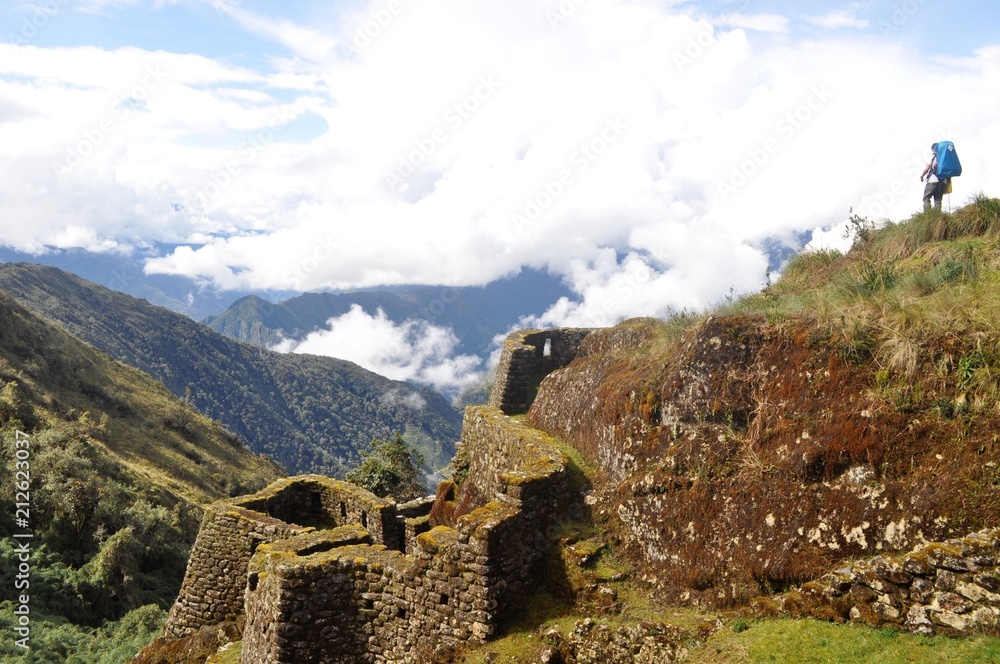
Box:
(920, 143), (945, 211)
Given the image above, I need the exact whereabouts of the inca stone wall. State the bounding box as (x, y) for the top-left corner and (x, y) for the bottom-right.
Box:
(243, 503), (513, 662)
(458, 405), (570, 511)
(161, 401), (574, 663)
(238, 474), (401, 550)
(489, 328), (593, 415)
(162, 503), (302, 638)
(753, 528), (1000, 636)
(240, 406), (573, 663)
(163, 475), (399, 639)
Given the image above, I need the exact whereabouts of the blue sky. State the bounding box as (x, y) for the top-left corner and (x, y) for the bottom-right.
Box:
(4, 1), (314, 65)
(4, 2), (993, 59)
(699, 0), (997, 54)
(1, 0), (1000, 344)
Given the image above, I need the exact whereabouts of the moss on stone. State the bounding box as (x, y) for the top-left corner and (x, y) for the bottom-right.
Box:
(417, 526), (460, 554)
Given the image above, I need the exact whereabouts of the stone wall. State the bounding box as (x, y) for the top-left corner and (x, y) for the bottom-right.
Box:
(753, 528), (1000, 636)
(242, 506), (515, 663)
(239, 406), (573, 662)
(459, 405), (570, 510)
(162, 404), (575, 662)
(488, 328), (593, 415)
(163, 503), (303, 638)
(163, 475), (398, 639)
(395, 495), (435, 554)
(238, 474), (401, 550)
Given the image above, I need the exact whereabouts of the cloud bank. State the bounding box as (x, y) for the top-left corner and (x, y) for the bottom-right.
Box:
(2, 1), (1000, 330)
(274, 305), (484, 397)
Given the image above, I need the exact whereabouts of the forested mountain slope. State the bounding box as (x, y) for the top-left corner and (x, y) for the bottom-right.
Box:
(0, 264), (462, 476)
(0, 291), (283, 659)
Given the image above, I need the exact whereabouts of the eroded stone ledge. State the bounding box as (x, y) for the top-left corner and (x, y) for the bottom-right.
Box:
(753, 528), (1000, 636)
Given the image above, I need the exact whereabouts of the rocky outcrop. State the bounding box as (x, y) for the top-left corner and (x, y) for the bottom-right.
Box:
(540, 618), (714, 663)
(753, 528), (1000, 636)
(527, 316), (1000, 607)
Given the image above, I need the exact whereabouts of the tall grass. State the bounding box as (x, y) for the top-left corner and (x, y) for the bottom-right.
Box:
(715, 196), (1000, 410)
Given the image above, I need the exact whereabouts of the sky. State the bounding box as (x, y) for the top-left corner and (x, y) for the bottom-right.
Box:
(2, 0), (999, 394)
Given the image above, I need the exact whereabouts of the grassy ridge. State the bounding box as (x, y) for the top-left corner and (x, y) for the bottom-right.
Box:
(722, 196), (1000, 419)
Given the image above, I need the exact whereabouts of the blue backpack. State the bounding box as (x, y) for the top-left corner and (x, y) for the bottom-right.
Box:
(935, 141), (962, 178)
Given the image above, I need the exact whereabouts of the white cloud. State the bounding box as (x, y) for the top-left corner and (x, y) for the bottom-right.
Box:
(715, 13), (790, 33)
(274, 305), (484, 397)
(804, 221), (853, 254)
(2, 1), (1000, 332)
(807, 9), (870, 30)
(380, 388), (427, 411)
(75, 0), (142, 14)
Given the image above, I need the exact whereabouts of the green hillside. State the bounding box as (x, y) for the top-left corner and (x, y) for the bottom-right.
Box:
(0, 264), (462, 478)
(0, 291), (284, 660)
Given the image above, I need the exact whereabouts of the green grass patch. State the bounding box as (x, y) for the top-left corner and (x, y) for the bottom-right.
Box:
(687, 618), (1000, 663)
(207, 640), (243, 664)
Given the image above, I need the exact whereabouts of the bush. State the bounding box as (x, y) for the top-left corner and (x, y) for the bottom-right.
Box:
(346, 433), (427, 501)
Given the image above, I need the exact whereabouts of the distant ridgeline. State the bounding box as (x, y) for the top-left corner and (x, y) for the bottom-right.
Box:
(0, 263), (462, 476)
(202, 269), (574, 358)
(145, 328), (592, 662)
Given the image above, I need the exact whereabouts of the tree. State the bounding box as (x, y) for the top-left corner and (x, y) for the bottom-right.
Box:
(345, 434), (426, 502)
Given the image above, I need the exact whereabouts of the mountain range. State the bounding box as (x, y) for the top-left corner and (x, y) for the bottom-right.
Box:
(0, 247), (575, 359)
(203, 269), (573, 358)
(0, 263), (462, 477)
(0, 246), (287, 320)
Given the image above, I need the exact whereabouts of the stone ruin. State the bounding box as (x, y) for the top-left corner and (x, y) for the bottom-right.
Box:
(162, 395), (583, 663)
(488, 328), (592, 415)
(159, 328), (593, 663)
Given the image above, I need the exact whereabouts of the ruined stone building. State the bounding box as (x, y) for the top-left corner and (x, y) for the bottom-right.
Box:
(160, 329), (592, 663)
